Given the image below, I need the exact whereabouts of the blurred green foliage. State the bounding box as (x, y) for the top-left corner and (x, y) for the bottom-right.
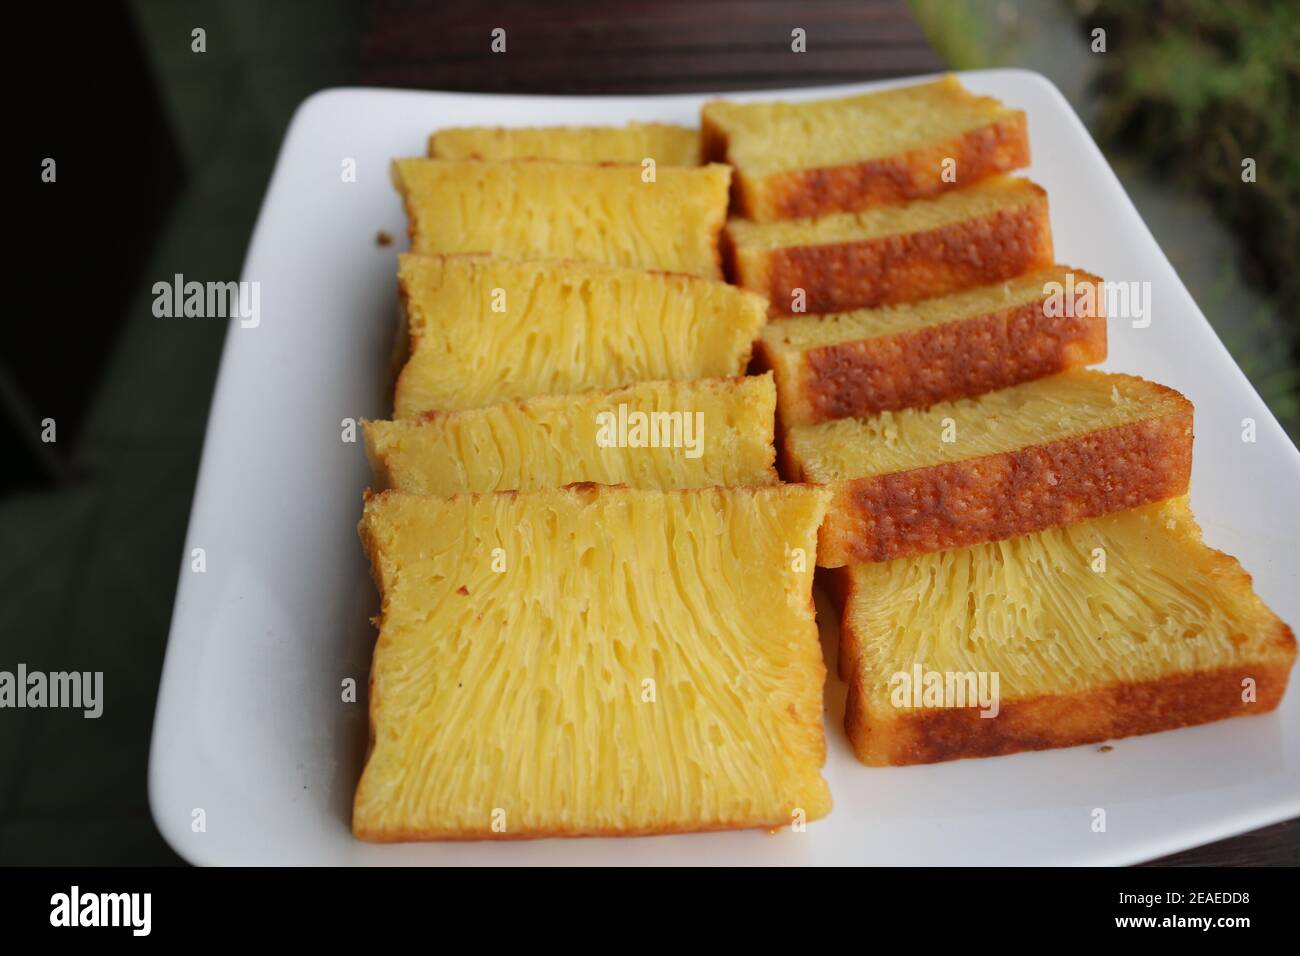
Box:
(909, 0), (1299, 436)
(1086, 0), (1299, 297)
(1084, 0), (1300, 425)
(908, 0), (996, 69)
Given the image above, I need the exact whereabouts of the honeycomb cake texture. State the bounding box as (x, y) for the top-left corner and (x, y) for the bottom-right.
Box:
(393, 254), (767, 416)
(837, 498), (1297, 765)
(392, 158), (731, 277)
(353, 484), (833, 840)
(365, 374), (778, 495)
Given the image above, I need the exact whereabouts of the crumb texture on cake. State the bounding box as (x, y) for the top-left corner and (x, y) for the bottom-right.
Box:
(394, 254), (767, 416)
(840, 497), (1297, 764)
(784, 371), (1193, 564)
(366, 374), (778, 495)
(758, 266), (1106, 424)
(703, 76), (1028, 220)
(392, 158), (731, 277)
(430, 122), (700, 165)
(354, 484), (832, 840)
(726, 177), (1053, 313)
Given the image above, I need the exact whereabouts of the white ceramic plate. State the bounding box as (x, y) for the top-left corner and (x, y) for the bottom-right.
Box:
(148, 69), (1300, 866)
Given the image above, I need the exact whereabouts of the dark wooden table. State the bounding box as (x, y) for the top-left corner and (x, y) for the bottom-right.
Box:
(363, 0), (943, 92)
(360, 0), (1297, 867)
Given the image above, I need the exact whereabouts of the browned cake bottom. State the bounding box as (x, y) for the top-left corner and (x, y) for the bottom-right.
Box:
(790, 295), (1105, 423)
(845, 660), (1294, 766)
(811, 410), (1193, 565)
(733, 115), (1030, 221)
(745, 199), (1053, 314)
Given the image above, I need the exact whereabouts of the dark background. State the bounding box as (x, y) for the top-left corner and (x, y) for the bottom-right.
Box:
(2, 0), (1296, 866)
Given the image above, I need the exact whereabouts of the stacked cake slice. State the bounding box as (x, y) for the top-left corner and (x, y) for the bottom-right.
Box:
(391, 254), (766, 416)
(366, 375), (778, 496)
(783, 370), (1193, 564)
(726, 176), (1054, 313)
(355, 120), (832, 840)
(702, 75), (1029, 220)
(355, 484), (830, 839)
(835, 498), (1294, 765)
(392, 157), (731, 277)
(704, 75), (1294, 765)
(756, 266), (1107, 425)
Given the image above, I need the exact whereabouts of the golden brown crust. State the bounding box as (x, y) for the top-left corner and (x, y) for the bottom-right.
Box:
(839, 549), (1298, 765)
(812, 400), (1194, 566)
(758, 273), (1107, 426)
(736, 114), (1030, 221)
(806, 302), (1104, 420)
(730, 188), (1054, 315)
(845, 650), (1295, 766)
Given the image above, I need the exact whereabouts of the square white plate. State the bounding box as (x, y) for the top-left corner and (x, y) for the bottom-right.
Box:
(148, 69), (1300, 866)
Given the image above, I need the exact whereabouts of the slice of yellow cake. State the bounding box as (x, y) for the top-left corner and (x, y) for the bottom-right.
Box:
(354, 484), (832, 841)
(725, 176), (1053, 314)
(365, 374), (778, 496)
(429, 122), (700, 165)
(394, 254), (768, 416)
(392, 158), (731, 277)
(836, 497), (1296, 765)
(757, 266), (1107, 426)
(783, 371), (1192, 566)
(702, 75), (1029, 221)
